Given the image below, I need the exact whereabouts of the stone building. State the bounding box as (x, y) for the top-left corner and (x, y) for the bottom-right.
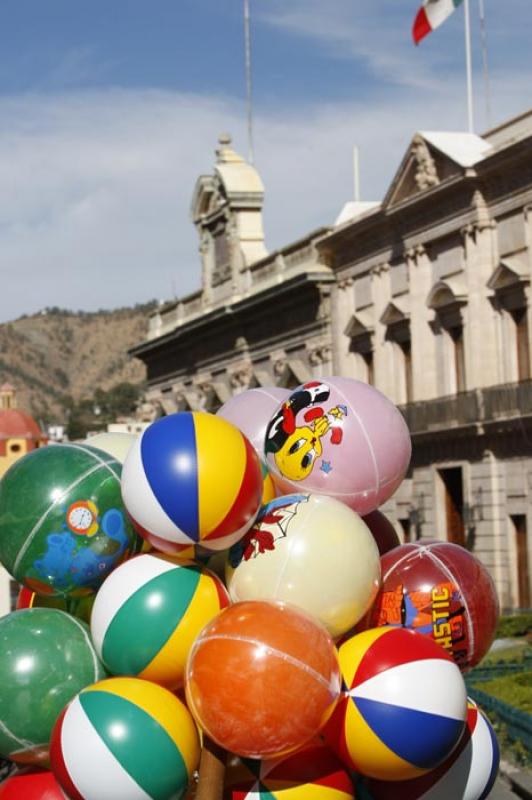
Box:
(131, 111), (532, 610)
(130, 134), (335, 414)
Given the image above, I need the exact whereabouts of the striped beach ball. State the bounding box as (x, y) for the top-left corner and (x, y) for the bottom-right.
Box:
(91, 553), (230, 688)
(323, 627), (467, 781)
(122, 412), (263, 552)
(365, 699), (499, 800)
(50, 677), (200, 800)
(224, 741), (354, 799)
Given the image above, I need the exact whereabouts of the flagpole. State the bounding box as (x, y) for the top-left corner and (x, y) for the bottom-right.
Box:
(478, 0), (492, 128)
(464, 0), (474, 133)
(243, 0), (254, 164)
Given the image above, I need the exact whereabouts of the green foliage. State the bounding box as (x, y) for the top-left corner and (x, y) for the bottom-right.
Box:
(472, 672), (532, 714)
(482, 642), (532, 666)
(496, 613), (532, 639)
(65, 382), (143, 440)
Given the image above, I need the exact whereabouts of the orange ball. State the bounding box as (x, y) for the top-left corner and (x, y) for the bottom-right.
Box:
(185, 600), (341, 759)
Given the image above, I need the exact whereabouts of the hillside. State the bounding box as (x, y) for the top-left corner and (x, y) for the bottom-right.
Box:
(0, 304), (155, 424)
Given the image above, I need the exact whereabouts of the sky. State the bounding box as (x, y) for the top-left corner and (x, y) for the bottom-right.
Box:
(0, 0), (531, 323)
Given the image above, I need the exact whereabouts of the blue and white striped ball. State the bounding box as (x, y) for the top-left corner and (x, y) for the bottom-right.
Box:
(365, 698), (499, 799)
(121, 412), (263, 553)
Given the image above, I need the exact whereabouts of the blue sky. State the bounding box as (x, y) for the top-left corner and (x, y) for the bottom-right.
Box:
(0, 0), (531, 322)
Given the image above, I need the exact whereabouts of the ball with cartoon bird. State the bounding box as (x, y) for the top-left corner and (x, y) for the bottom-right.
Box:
(226, 493), (381, 639)
(264, 378), (411, 515)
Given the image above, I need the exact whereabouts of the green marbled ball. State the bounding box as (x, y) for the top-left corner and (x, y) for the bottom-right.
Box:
(0, 608), (107, 764)
(0, 443), (140, 597)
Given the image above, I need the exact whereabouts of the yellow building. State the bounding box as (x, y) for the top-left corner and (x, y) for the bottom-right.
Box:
(0, 383), (47, 478)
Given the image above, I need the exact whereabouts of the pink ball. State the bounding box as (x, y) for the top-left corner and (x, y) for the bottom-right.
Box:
(264, 378), (411, 515)
(217, 387), (290, 456)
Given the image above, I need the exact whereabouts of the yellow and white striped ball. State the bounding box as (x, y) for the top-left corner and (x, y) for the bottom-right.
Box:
(50, 677), (200, 800)
(91, 553), (230, 689)
(121, 412), (263, 553)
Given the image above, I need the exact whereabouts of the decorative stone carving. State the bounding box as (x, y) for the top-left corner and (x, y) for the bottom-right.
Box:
(271, 352), (287, 377)
(337, 277), (354, 291)
(229, 362), (253, 390)
(412, 136), (439, 190)
(404, 243), (426, 264)
(370, 262), (390, 277)
(307, 343), (332, 367)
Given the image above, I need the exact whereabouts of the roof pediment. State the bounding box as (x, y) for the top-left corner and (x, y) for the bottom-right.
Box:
(379, 300), (410, 326)
(487, 257), (531, 291)
(344, 312), (374, 338)
(190, 174), (226, 223)
(384, 132), (492, 209)
(426, 278), (468, 310)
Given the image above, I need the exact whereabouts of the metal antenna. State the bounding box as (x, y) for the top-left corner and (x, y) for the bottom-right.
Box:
(243, 0), (254, 164)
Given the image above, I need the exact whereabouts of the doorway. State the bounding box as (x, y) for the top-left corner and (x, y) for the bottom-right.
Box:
(439, 467), (465, 547)
(511, 515), (530, 608)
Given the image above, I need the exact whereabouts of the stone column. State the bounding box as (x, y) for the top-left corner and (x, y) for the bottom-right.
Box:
(471, 450), (510, 609)
(331, 278), (353, 376)
(462, 193), (499, 388)
(406, 244), (437, 401)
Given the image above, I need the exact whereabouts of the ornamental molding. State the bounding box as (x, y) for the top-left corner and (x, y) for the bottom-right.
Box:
(307, 342), (332, 367)
(412, 135), (440, 191)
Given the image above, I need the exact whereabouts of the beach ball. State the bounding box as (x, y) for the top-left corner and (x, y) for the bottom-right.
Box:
(91, 553), (230, 689)
(50, 677), (200, 800)
(362, 510), (400, 555)
(264, 378), (411, 515)
(226, 493), (380, 639)
(0, 608), (106, 765)
(0, 443), (140, 597)
(0, 769), (65, 799)
(122, 412), (263, 553)
(323, 627), (467, 781)
(224, 741), (354, 799)
(16, 586), (94, 624)
(84, 432), (137, 464)
(361, 542), (499, 672)
(217, 386), (290, 456)
(260, 460), (276, 504)
(365, 699), (499, 799)
(185, 600), (341, 759)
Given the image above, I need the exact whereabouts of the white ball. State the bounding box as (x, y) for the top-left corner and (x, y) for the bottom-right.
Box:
(226, 492), (381, 639)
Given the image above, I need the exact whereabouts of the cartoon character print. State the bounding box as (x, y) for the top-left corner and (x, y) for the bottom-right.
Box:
(372, 582), (468, 665)
(265, 382), (347, 482)
(229, 494), (309, 568)
(32, 507), (131, 590)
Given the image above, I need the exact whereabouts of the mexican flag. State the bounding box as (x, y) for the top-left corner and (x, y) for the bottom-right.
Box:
(413, 0), (464, 44)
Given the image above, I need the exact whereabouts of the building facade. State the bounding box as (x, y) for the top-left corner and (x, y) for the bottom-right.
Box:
(132, 112), (532, 610)
(131, 134), (335, 414)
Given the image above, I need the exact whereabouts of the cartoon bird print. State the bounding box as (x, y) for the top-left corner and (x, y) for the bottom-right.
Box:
(265, 382), (346, 482)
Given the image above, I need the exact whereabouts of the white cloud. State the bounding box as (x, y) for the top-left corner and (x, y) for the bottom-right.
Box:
(0, 72), (529, 323)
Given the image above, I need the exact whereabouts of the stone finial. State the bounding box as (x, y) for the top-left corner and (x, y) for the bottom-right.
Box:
(216, 133), (241, 164)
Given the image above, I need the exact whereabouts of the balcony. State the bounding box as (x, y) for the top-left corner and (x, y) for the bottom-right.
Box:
(399, 379), (532, 435)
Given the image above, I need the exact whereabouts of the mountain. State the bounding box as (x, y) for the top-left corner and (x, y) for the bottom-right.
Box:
(0, 304), (156, 424)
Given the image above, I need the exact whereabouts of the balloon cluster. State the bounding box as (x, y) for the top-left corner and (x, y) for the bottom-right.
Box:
(0, 378), (500, 799)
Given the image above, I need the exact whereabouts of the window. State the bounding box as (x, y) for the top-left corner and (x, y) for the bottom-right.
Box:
(511, 308), (530, 381)
(362, 350), (374, 385)
(448, 326), (466, 393)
